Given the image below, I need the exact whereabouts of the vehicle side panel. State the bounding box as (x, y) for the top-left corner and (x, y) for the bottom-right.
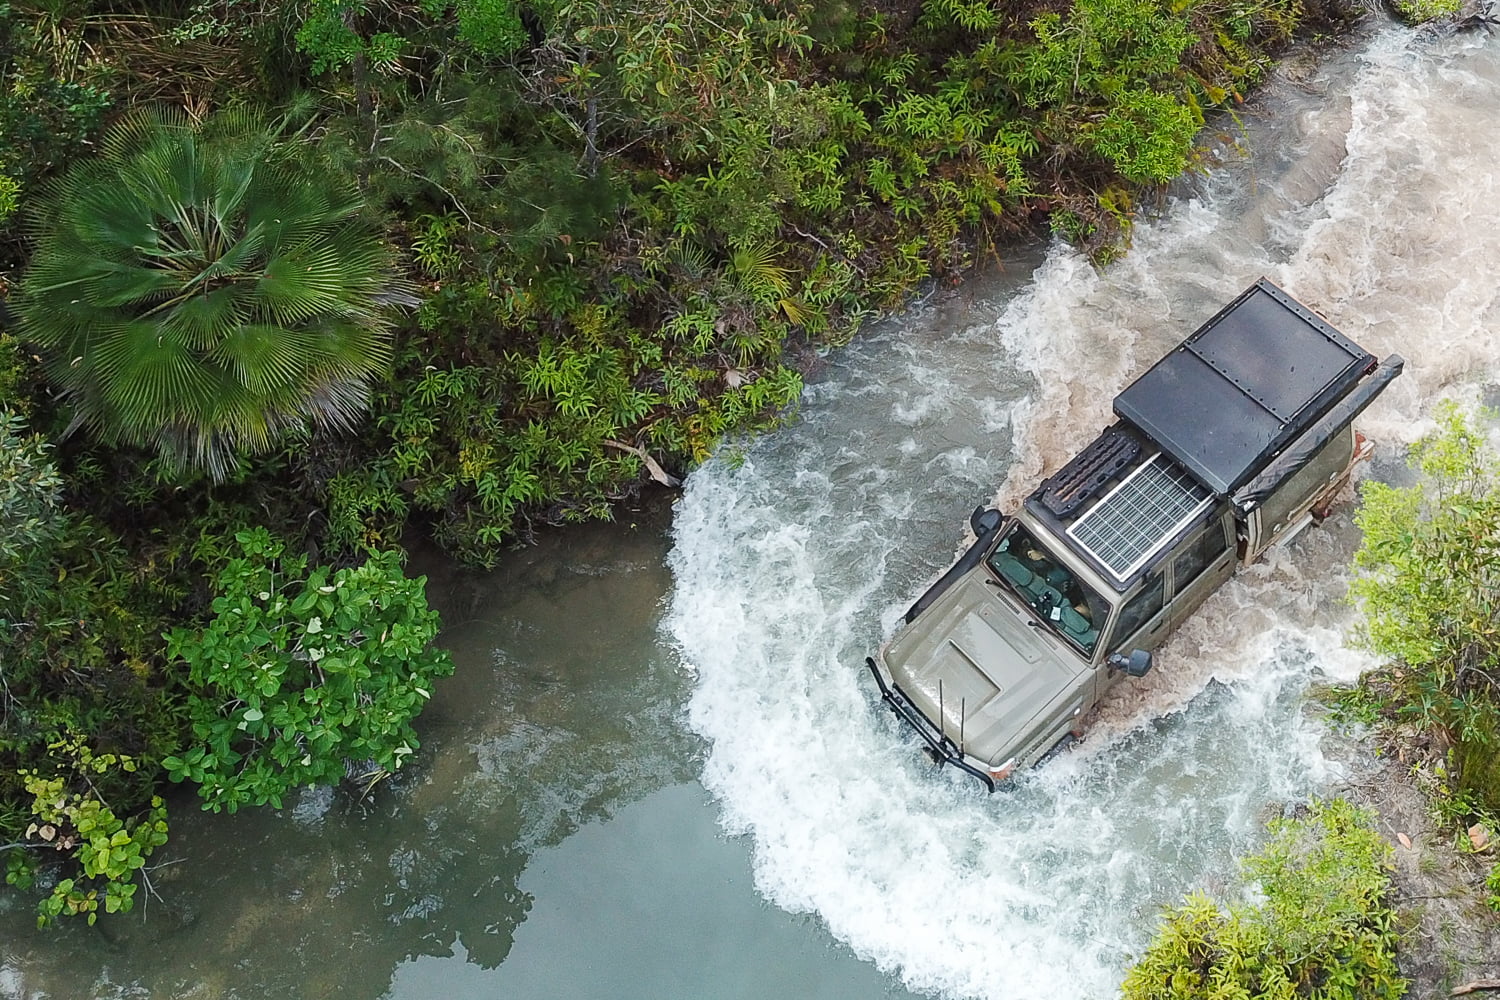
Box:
(1166, 512), (1237, 634)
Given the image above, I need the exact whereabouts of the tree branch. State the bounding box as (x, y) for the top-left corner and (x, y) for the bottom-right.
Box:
(602, 439), (681, 487)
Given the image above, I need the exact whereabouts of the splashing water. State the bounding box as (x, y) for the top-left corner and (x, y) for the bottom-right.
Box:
(665, 27), (1500, 1000)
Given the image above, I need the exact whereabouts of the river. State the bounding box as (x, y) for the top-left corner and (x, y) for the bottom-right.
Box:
(2, 19), (1498, 1000)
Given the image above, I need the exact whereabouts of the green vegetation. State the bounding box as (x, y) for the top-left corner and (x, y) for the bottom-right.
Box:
(1121, 799), (1405, 1000)
(0, 3), (110, 206)
(1390, 0), (1462, 25)
(1350, 403), (1500, 816)
(16, 106), (410, 479)
(163, 528), (454, 812)
(1, 412), (182, 926)
(11, 740), (170, 927)
(0, 0), (1360, 924)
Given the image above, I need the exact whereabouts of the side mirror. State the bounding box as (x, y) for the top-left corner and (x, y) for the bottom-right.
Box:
(1107, 649), (1153, 678)
(970, 506), (1003, 536)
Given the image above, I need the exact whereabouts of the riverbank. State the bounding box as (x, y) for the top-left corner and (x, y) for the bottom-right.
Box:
(1325, 728), (1500, 996)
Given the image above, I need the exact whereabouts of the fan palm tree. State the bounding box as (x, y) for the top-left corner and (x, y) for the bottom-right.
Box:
(17, 106), (414, 479)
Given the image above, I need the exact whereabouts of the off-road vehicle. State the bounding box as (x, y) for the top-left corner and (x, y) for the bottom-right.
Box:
(865, 279), (1403, 790)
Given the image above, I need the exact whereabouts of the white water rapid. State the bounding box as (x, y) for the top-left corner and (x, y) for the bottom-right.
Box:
(665, 25), (1500, 1000)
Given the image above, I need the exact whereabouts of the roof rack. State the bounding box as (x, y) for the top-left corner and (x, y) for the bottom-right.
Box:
(1035, 425), (1142, 519)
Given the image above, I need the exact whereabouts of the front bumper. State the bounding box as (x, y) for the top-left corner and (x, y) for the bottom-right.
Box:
(864, 657), (1006, 792)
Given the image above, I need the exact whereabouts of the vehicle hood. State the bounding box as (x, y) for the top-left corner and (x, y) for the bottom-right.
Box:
(881, 569), (1084, 765)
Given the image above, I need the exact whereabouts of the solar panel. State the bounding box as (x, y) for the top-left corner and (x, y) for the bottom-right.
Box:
(1067, 453), (1212, 581)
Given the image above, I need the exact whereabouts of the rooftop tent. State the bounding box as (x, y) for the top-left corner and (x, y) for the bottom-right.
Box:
(1112, 279), (1376, 495)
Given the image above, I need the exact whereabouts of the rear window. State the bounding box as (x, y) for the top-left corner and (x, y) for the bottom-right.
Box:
(1172, 520), (1229, 591)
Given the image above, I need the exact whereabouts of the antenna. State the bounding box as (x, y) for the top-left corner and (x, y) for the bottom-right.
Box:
(938, 679), (945, 750)
(959, 697), (966, 757)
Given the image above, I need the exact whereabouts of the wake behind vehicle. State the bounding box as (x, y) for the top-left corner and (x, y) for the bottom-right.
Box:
(866, 279), (1403, 790)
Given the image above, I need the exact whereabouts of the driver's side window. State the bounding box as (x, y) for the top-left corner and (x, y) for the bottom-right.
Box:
(1113, 572), (1165, 648)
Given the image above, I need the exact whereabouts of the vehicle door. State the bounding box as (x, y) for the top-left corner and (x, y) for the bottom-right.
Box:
(1094, 569), (1168, 699)
(1167, 514), (1235, 633)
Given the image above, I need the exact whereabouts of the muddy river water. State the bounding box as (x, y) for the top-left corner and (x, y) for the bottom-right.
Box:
(2, 19), (1499, 1000)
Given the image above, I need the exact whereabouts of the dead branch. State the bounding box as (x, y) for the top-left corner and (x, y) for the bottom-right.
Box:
(603, 439), (681, 487)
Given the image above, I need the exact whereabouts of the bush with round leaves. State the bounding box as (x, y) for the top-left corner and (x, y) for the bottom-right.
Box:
(163, 528), (454, 812)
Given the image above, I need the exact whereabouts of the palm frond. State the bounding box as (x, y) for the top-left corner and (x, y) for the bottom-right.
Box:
(730, 242), (793, 300)
(17, 104), (414, 479)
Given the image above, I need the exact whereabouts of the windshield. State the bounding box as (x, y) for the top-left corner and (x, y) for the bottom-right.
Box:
(986, 525), (1110, 657)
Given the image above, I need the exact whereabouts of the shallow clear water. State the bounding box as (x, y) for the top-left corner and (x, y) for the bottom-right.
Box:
(0, 513), (921, 999)
(3, 22), (1499, 1000)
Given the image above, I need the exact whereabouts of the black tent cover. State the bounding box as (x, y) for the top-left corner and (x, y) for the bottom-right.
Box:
(1113, 279), (1377, 496)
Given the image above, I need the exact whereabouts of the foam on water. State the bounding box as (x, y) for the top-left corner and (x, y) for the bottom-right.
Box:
(666, 26), (1500, 1000)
